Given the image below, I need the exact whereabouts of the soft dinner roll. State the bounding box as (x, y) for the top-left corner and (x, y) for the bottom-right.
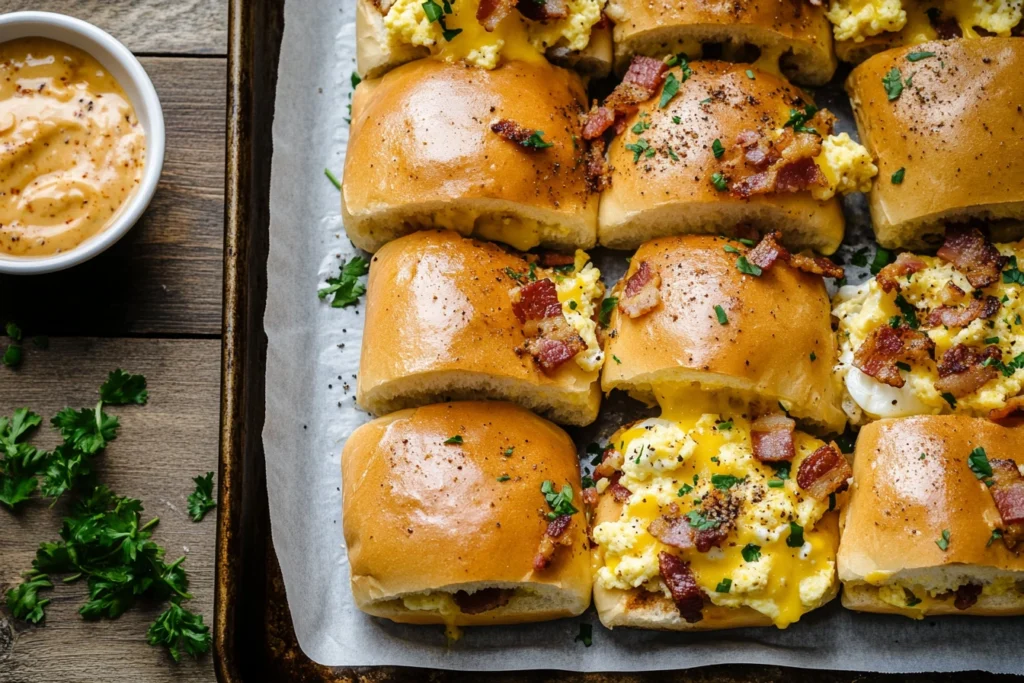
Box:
(839, 416), (1024, 617)
(605, 0), (836, 85)
(602, 235), (847, 433)
(356, 230), (603, 426)
(356, 0), (612, 80)
(342, 59), (599, 253)
(342, 402), (592, 634)
(598, 61), (847, 254)
(846, 38), (1024, 249)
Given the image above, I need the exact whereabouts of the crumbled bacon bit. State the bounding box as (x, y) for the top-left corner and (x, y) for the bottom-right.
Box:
(515, 0), (567, 21)
(538, 251), (576, 267)
(939, 281), (967, 306)
(751, 413), (796, 463)
(512, 278), (562, 324)
(454, 588), (513, 614)
(744, 231), (843, 279)
(582, 487), (599, 507)
(581, 105), (616, 141)
(477, 0), (517, 31)
(877, 253), (928, 293)
(936, 226), (1007, 289)
(788, 253), (846, 279)
(953, 584), (982, 611)
(533, 514), (574, 571)
(618, 261), (662, 318)
(522, 318), (587, 372)
(658, 552), (703, 623)
(989, 459), (1024, 549)
(491, 119), (548, 149)
(853, 325), (935, 388)
(796, 442), (851, 501)
(926, 295), (1000, 329)
(989, 397), (1024, 425)
(593, 448), (622, 480)
(607, 471), (632, 503)
(774, 157), (827, 194)
(728, 122), (832, 199)
(580, 56), (667, 140)
(585, 136), (610, 192)
(648, 514), (695, 550)
(934, 344), (1000, 398)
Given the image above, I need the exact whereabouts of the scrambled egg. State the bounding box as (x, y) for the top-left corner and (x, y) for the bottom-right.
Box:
(555, 250), (605, 372)
(832, 243), (1024, 423)
(384, 0), (604, 70)
(812, 133), (878, 201)
(847, 575), (1021, 618)
(826, 0), (1023, 42)
(591, 391), (840, 628)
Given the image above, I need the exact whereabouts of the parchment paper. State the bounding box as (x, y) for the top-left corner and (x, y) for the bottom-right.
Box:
(263, 0), (1024, 672)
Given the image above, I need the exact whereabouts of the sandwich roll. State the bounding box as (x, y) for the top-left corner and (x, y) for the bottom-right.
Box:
(605, 0), (836, 85)
(343, 402), (592, 637)
(342, 59), (599, 254)
(838, 416), (1024, 618)
(356, 230), (604, 426)
(846, 38), (1024, 249)
(602, 234), (847, 433)
(593, 59), (876, 254)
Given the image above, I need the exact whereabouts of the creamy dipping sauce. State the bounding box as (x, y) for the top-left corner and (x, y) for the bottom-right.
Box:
(0, 38), (146, 258)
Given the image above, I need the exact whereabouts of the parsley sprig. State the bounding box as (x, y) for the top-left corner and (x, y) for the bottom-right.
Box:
(541, 480), (578, 519)
(187, 472), (217, 522)
(319, 256), (370, 308)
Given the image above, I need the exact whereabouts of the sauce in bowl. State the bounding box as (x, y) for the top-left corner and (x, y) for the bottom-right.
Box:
(0, 37), (146, 258)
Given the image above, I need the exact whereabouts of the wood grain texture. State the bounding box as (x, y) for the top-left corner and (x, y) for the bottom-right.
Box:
(0, 57), (226, 338)
(0, 0), (227, 55)
(0, 338), (220, 683)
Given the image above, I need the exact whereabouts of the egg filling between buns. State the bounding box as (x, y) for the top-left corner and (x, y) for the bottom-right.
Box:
(592, 390), (841, 628)
(843, 574), (1024, 618)
(555, 250), (606, 372)
(826, 0), (1023, 43)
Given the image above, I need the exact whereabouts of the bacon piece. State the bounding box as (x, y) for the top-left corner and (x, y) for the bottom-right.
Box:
(926, 295), (1000, 329)
(990, 397), (1024, 425)
(607, 471), (632, 503)
(454, 588), (513, 614)
(648, 514), (695, 550)
(989, 459), (1024, 549)
(618, 261), (662, 318)
(522, 318), (587, 373)
(490, 119), (549, 149)
(796, 442), (852, 500)
(658, 552), (704, 623)
(939, 281), (967, 306)
(538, 251), (575, 267)
(953, 584), (982, 611)
(512, 278), (562, 324)
(580, 56), (667, 140)
(729, 127), (829, 198)
(936, 226), (1007, 289)
(744, 231), (843, 279)
(751, 413), (796, 463)
(581, 105), (616, 140)
(585, 136), (610, 192)
(934, 344), (1000, 398)
(775, 157), (827, 193)
(582, 487), (599, 507)
(477, 0), (517, 31)
(789, 253), (846, 279)
(737, 130), (779, 171)
(516, 0), (567, 21)
(533, 514), (574, 571)
(853, 325), (935, 388)
(877, 253), (928, 293)
(593, 448), (622, 480)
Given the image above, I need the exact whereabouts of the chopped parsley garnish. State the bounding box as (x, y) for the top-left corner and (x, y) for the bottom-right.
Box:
(318, 256), (370, 308)
(625, 138), (652, 163)
(100, 370), (149, 406)
(504, 446), (515, 457)
(768, 461), (790, 489)
(668, 147), (679, 162)
(711, 474), (742, 490)
(3, 344), (22, 368)
(767, 480), (785, 488)
(936, 528), (950, 551)
(700, 97), (712, 104)
(187, 472), (217, 522)
(711, 172), (728, 192)
(783, 105), (820, 135)
(612, 355), (622, 364)
(574, 622), (593, 647)
(712, 138), (725, 158)
(745, 69), (755, 79)
(968, 447), (992, 481)
(810, 352), (817, 362)
(441, 27), (462, 41)
(677, 483), (693, 496)
(988, 529), (1003, 547)
(870, 247), (892, 275)
(1003, 256), (1024, 285)
(941, 392), (957, 408)
(422, 0), (443, 21)
(894, 294), (919, 329)
(444, 435), (463, 445)
(659, 72), (680, 108)
(664, 54), (693, 81)
(5, 322), (21, 341)
(742, 543), (762, 562)
(896, 361), (912, 372)
(736, 256), (762, 277)
(723, 244), (740, 254)
(889, 315), (903, 329)
(906, 51), (935, 62)
(715, 578), (732, 593)
(0, 408), (46, 510)
(496, 475), (511, 482)
(598, 297), (617, 326)
(521, 130), (553, 150)
(541, 480), (578, 519)
(905, 592), (922, 607)
(985, 336), (1000, 345)
(739, 238), (756, 247)
(685, 510), (721, 531)
(882, 67), (904, 101)
(717, 420), (733, 431)
(891, 167), (906, 184)
(714, 305), (728, 325)
(851, 248), (870, 267)
(569, 300), (578, 311)
(1001, 352), (1024, 377)
(324, 168), (341, 190)
(786, 521), (805, 548)
(672, 115), (682, 124)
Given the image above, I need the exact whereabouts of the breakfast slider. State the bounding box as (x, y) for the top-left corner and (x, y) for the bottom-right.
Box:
(342, 58), (600, 253)
(846, 38), (1024, 249)
(604, 0), (836, 85)
(356, 0), (612, 79)
(342, 401), (592, 637)
(590, 58), (877, 254)
(839, 415), (1024, 617)
(588, 234), (851, 630)
(833, 227), (1024, 424)
(825, 0), (1024, 64)
(356, 230), (605, 425)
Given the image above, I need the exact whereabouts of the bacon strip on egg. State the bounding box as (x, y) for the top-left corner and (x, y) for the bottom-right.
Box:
(751, 412), (796, 463)
(936, 226), (1007, 289)
(658, 552), (704, 623)
(988, 459), (1024, 549)
(796, 443), (852, 500)
(618, 261), (662, 318)
(852, 325), (935, 388)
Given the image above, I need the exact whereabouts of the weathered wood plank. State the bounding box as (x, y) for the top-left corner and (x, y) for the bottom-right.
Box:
(0, 338), (219, 683)
(0, 0), (227, 55)
(0, 57), (226, 338)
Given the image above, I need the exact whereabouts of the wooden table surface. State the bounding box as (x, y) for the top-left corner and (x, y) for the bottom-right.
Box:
(0, 2), (227, 681)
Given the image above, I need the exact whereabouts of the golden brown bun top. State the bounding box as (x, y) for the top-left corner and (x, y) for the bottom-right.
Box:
(343, 58), (594, 221)
(839, 416), (1024, 581)
(602, 234), (845, 431)
(342, 401), (588, 597)
(846, 38), (1024, 236)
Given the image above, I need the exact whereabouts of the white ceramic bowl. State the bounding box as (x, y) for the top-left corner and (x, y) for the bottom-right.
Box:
(0, 11), (165, 275)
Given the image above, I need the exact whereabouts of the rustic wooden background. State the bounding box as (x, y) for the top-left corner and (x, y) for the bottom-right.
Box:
(0, 1), (226, 681)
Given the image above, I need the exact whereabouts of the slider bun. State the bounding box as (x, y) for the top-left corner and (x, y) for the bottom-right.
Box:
(602, 235), (846, 433)
(606, 0), (836, 85)
(343, 58), (598, 253)
(598, 62), (845, 254)
(838, 415), (1024, 617)
(591, 486), (839, 629)
(846, 38), (1024, 250)
(356, 230), (601, 425)
(342, 401), (592, 624)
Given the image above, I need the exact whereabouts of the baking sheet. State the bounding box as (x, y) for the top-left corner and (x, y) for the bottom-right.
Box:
(262, 0), (1024, 672)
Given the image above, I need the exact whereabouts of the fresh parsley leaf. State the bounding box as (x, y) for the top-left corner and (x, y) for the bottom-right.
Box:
(988, 529), (1003, 547)
(324, 168), (341, 190)
(736, 256), (762, 277)
(941, 392), (957, 408)
(146, 601), (212, 662)
(1003, 256), (1024, 285)
(574, 622), (593, 647)
(786, 521), (805, 548)
(882, 67), (904, 101)
(891, 167), (905, 184)
(715, 578), (732, 593)
(541, 480), (578, 519)
(712, 138), (725, 158)
(52, 403), (119, 456)
(714, 305), (728, 325)
(711, 172), (728, 192)
(685, 509), (720, 531)
(441, 26), (462, 41)
(598, 297), (617, 327)
(771, 461), (791, 482)
(422, 0), (443, 22)
(745, 69), (755, 79)
(870, 247), (892, 275)
(318, 256), (370, 308)
(894, 294), (919, 329)
(783, 105), (820, 135)
(851, 247), (870, 267)
(521, 130), (553, 150)
(905, 591), (922, 607)
(936, 528), (950, 551)
(3, 344), (22, 368)
(716, 420), (733, 431)
(0, 409), (48, 509)
(742, 543), (762, 562)
(612, 355), (622, 364)
(906, 51), (935, 62)
(5, 571), (52, 623)
(677, 483), (693, 496)
(187, 472), (216, 522)
(444, 435), (463, 445)
(5, 321), (22, 341)
(100, 370), (149, 406)
(968, 447), (992, 481)
(496, 475), (511, 482)
(659, 72), (680, 108)
(625, 138), (651, 163)
(723, 244), (740, 254)
(810, 352), (817, 362)
(711, 474), (742, 490)
(41, 442), (91, 500)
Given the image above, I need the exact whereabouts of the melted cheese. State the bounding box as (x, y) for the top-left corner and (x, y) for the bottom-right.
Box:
(383, 0), (604, 69)
(847, 576), (1022, 618)
(592, 390), (840, 629)
(812, 133), (878, 201)
(418, 208), (560, 252)
(555, 250), (606, 372)
(826, 0), (1023, 43)
(401, 592), (463, 640)
(832, 243), (1024, 423)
